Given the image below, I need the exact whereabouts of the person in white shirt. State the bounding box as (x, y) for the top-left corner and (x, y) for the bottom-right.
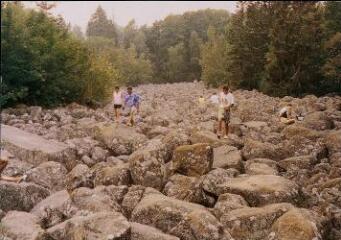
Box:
(279, 103), (295, 125)
(209, 92), (219, 105)
(113, 86), (124, 122)
(217, 86), (235, 139)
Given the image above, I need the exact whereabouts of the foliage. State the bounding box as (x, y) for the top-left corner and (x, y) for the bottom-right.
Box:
(210, 1), (341, 96)
(1, 3), (118, 107)
(86, 5), (117, 43)
(200, 27), (228, 87)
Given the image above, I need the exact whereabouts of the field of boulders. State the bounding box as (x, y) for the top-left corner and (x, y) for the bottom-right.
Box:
(1, 82), (341, 240)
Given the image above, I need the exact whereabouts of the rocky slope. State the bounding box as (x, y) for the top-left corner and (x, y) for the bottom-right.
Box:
(1, 82), (340, 240)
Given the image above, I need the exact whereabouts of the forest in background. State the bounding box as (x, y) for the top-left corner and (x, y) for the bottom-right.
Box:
(1, 1), (340, 107)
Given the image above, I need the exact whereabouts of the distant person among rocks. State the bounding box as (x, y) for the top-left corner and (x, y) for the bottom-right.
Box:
(209, 92), (219, 105)
(113, 86), (124, 122)
(217, 86), (235, 139)
(198, 95), (206, 120)
(279, 103), (295, 124)
(0, 159), (22, 183)
(125, 86), (140, 126)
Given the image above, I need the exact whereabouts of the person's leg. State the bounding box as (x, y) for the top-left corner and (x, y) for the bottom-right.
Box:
(117, 107), (121, 122)
(218, 120), (223, 138)
(224, 122), (229, 138)
(114, 107), (118, 121)
(1, 175), (22, 183)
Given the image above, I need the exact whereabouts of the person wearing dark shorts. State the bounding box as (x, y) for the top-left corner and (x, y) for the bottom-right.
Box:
(113, 86), (124, 122)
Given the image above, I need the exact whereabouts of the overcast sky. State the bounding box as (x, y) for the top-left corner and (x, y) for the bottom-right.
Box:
(24, 1), (236, 31)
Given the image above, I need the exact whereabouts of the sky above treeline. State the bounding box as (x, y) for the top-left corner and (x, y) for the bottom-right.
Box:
(24, 1), (236, 30)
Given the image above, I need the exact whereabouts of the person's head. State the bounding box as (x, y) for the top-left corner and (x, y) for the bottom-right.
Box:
(127, 87), (133, 95)
(115, 86), (119, 92)
(223, 86), (229, 94)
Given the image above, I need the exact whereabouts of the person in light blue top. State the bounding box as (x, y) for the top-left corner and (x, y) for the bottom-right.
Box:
(124, 86), (140, 126)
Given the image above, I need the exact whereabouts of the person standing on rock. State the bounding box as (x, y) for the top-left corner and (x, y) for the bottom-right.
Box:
(217, 86), (235, 139)
(113, 86), (124, 122)
(124, 86), (140, 126)
(198, 95), (206, 120)
(209, 92), (219, 105)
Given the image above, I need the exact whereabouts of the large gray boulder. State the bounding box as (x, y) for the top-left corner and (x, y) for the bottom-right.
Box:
(93, 164), (131, 187)
(69, 186), (121, 214)
(46, 211), (130, 240)
(93, 122), (147, 155)
(203, 174), (299, 206)
(2, 125), (76, 170)
(0, 181), (50, 212)
(213, 145), (243, 171)
(65, 164), (93, 192)
(163, 174), (210, 205)
(30, 190), (71, 228)
(220, 203), (294, 240)
(131, 222), (180, 240)
(1, 211), (45, 240)
(131, 192), (232, 240)
(25, 161), (68, 192)
(172, 143), (213, 177)
(270, 208), (323, 240)
(129, 139), (169, 190)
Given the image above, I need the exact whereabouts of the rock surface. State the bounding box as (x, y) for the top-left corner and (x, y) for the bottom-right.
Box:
(1, 211), (45, 240)
(1, 82), (341, 240)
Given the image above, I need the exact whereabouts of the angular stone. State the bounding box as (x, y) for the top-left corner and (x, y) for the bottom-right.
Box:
(46, 211), (130, 240)
(70, 186), (121, 213)
(202, 168), (237, 196)
(104, 185), (128, 204)
(325, 130), (341, 155)
(65, 164), (93, 192)
(131, 192), (232, 240)
(282, 125), (321, 140)
(213, 193), (249, 219)
(161, 130), (191, 163)
(271, 208), (323, 240)
(172, 143), (213, 177)
(93, 164), (131, 187)
(190, 130), (222, 147)
(0, 181), (50, 212)
(244, 160), (278, 175)
(121, 185), (147, 217)
(1, 158), (33, 177)
(303, 111), (333, 130)
(131, 222), (180, 240)
(204, 174), (299, 206)
(26, 161), (68, 192)
(30, 190), (71, 228)
(278, 155), (315, 171)
(129, 139), (169, 190)
(91, 146), (108, 163)
(164, 174), (207, 205)
(242, 121), (268, 130)
(213, 145), (243, 171)
(242, 139), (284, 161)
(2, 125), (76, 170)
(93, 122), (147, 155)
(1, 211), (45, 240)
(221, 203), (294, 240)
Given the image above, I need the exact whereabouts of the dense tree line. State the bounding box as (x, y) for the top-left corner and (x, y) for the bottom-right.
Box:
(1, 2), (340, 107)
(201, 1), (341, 96)
(1, 2), (117, 107)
